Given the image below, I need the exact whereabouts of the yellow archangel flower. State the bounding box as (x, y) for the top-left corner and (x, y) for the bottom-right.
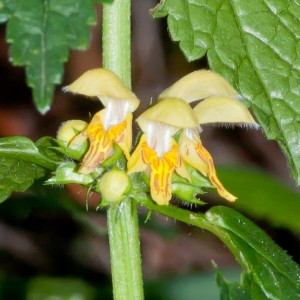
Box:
(128, 98), (197, 205)
(64, 69), (140, 174)
(128, 70), (258, 205)
(159, 70), (259, 203)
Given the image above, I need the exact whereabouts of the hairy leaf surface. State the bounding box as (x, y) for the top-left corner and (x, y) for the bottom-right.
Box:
(0, 0), (111, 113)
(0, 157), (46, 203)
(151, 0), (300, 184)
(0, 136), (62, 202)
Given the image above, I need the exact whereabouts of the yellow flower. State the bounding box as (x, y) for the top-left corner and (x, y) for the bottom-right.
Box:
(65, 69), (140, 174)
(129, 70), (258, 205)
(159, 70), (258, 202)
(127, 98), (196, 205)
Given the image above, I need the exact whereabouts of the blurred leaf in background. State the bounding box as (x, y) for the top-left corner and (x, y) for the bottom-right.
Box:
(0, 0), (112, 113)
(217, 167), (300, 233)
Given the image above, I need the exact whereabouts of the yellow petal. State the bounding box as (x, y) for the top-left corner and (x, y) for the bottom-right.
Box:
(174, 155), (191, 182)
(143, 139), (180, 205)
(114, 113), (133, 160)
(194, 142), (237, 202)
(158, 70), (239, 103)
(128, 135), (185, 205)
(179, 131), (236, 202)
(79, 111), (128, 174)
(179, 132), (208, 176)
(137, 98), (199, 131)
(64, 68), (139, 112)
(127, 134), (149, 174)
(194, 96), (258, 127)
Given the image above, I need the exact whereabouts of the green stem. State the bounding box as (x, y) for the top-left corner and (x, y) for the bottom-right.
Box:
(102, 1), (144, 299)
(107, 200), (144, 299)
(103, 0), (131, 88)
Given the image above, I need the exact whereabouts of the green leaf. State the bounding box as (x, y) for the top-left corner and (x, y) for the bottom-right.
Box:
(0, 157), (46, 203)
(0, 0), (110, 113)
(151, 0), (300, 185)
(217, 167), (300, 233)
(206, 206), (300, 299)
(0, 136), (60, 202)
(0, 136), (58, 170)
(137, 195), (300, 299)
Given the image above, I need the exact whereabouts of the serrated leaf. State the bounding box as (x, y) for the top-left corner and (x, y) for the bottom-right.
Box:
(151, 0), (300, 185)
(0, 157), (46, 203)
(138, 196), (300, 299)
(0, 0), (111, 113)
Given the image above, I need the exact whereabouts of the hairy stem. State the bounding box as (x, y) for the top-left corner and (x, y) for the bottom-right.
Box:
(102, 1), (144, 299)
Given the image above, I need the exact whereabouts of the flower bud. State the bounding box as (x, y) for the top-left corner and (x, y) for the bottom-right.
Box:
(99, 170), (131, 203)
(57, 120), (88, 142)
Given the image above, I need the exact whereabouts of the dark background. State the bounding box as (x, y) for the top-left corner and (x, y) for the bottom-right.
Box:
(0, 1), (298, 299)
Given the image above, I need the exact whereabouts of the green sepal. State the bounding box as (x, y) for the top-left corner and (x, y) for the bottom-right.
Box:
(215, 267), (268, 300)
(172, 129), (183, 144)
(35, 136), (65, 164)
(172, 183), (205, 205)
(54, 139), (89, 161)
(171, 165), (212, 205)
(216, 267), (252, 300)
(100, 143), (127, 171)
(45, 162), (94, 186)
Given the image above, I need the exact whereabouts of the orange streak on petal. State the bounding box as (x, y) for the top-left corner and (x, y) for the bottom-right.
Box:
(79, 111), (128, 174)
(194, 142), (237, 202)
(179, 134), (208, 176)
(144, 141), (180, 205)
(115, 113), (133, 160)
(127, 134), (148, 174)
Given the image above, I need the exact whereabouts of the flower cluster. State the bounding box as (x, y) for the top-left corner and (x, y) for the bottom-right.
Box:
(55, 68), (257, 206)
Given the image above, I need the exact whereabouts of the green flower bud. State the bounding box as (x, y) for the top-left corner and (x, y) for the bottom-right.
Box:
(99, 170), (131, 203)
